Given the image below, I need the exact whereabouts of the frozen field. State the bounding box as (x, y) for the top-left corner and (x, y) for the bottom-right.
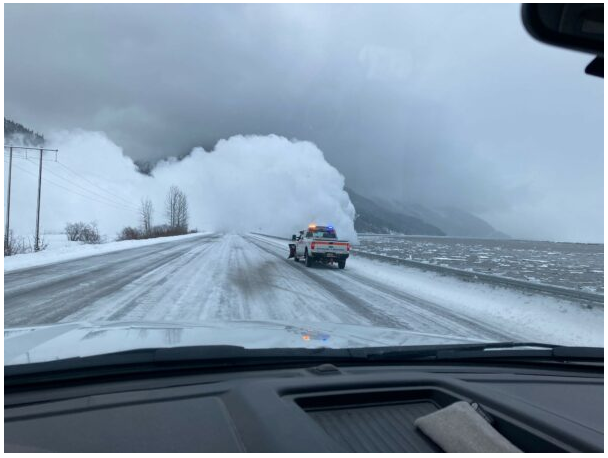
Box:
(357, 235), (604, 294)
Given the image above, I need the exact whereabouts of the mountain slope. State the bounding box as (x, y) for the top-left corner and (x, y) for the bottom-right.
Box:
(382, 200), (509, 239)
(345, 188), (445, 236)
(4, 118), (44, 146)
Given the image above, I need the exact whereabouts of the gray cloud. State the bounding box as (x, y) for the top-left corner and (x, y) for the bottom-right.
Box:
(5, 3), (603, 242)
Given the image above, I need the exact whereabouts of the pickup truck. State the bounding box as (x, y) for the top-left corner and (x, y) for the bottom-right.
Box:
(288, 225), (350, 269)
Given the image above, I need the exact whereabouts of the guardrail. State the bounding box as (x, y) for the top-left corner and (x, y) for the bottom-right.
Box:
(250, 233), (603, 306)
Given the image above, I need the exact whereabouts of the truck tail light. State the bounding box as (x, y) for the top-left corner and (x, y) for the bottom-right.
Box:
(311, 242), (316, 250)
(347, 243), (351, 251)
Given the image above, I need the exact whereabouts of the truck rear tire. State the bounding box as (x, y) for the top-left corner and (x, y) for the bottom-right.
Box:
(305, 250), (313, 267)
(338, 260), (346, 269)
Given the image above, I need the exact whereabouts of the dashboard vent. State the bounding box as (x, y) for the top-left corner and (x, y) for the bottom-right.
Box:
(294, 388), (462, 452)
(306, 400), (441, 452)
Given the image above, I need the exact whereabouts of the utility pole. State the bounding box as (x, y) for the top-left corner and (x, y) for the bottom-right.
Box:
(4, 146), (13, 253)
(34, 148), (43, 251)
(3, 145), (58, 253)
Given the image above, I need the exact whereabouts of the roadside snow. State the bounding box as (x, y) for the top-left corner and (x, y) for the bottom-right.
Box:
(4, 232), (210, 273)
(347, 255), (604, 347)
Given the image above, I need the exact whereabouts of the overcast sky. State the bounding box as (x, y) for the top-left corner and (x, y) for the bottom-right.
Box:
(4, 3), (604, 242)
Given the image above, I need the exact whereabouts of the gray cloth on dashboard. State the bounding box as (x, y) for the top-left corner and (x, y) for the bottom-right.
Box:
(414, 401), (522, 453)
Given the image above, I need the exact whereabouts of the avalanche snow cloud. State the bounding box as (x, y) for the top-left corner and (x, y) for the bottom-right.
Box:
(4, 131), (357, 241)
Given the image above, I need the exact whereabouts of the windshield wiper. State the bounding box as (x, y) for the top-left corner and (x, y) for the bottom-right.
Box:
(4, 345), (368, 385)
(359, 342), (604, 364)
(5, 342), (603, 388)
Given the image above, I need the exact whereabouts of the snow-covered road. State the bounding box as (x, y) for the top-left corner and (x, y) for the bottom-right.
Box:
(4, 233), (603, 346)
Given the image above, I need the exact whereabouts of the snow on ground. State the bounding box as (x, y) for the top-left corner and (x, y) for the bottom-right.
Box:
(256, 235), (604, 347)
(4, 233), (603, 349)
(4, 232), (209, 273)
(347, 256), (604, 347)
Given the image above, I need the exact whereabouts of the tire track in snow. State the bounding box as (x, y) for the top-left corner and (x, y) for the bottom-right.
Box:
(6, 233), (512, 342)
(245, 236), (416, 330)
(242, 235), (403, 328)
(5, 234), (377, 328)
(71, 240), (218, 322)
(247, 234), (514, 341)
(4, 235), (217, 327)
(200, 234), (375, 325)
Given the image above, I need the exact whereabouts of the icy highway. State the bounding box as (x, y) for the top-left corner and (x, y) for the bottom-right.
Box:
(5, 233), (599, 345)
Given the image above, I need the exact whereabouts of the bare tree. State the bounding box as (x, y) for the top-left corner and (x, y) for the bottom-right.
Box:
(175, 191), (189, 231)
(165, 186), (189, 232)
(165, 186), (178, 228)
(140, 197), (154, 235)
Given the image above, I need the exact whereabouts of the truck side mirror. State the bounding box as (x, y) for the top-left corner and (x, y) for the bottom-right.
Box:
(292, 234), (297, 241)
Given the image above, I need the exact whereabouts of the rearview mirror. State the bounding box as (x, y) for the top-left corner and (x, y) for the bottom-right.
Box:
(292, 234), (297, 241)
(522, 3), (604, 77)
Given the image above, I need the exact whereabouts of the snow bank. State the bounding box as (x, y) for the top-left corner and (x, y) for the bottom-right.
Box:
(4, 232), (208, 273)
(4, 131), (357, 242)
(347, 257), (603, 347)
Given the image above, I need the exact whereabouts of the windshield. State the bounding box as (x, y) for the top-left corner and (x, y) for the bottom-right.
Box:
(3, 4), (603, 366)
(313, 228), (337, 239)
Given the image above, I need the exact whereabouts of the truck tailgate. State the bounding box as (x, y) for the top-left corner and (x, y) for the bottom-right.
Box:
(311, 240), (349, 254)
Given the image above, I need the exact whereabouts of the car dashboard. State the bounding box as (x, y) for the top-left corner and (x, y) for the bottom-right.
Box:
(4, 362), (604, 452)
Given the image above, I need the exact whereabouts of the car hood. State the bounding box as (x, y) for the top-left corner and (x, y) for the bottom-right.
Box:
(4, 320), (489, 365)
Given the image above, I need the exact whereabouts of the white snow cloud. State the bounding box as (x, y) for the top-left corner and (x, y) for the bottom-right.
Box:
(4, 131), (357, 242)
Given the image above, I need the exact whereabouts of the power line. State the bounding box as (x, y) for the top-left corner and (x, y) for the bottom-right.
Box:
(5, 152), (138, 208)
(5, 153), (140, 210)
(5, 153), (142, 209)
(4, 151), (56, 162)
(4, 145), (58, 152)
(4, 146), (59, 252)
(4, 149), (14, 250)
(11, 161), (138, 214)
(25, 158), (140, 211)
(15, 161), (137, 213)
(54, 160), (138, 208)
(5, 146), (143, 246)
